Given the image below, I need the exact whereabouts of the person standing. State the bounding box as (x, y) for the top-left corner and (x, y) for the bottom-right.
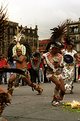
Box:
(75, 52), (80, 81)
(28, 51), (42, 84)
(0, 54), (3, 84)
(0, 54), (9, 84)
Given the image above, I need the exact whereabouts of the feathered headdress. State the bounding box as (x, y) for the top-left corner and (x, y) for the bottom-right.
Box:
(46, 22), (66, 51)
(8, 28), (32, 63)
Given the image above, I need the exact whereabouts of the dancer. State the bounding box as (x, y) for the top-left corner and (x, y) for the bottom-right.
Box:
(0, 86), (11, 121)
(7, 48), (43, 95)
(43, 23), (66, 105)
(62, 39), (77, 61)
(43, 42), (65, 105)
(62, 39), (77, 93)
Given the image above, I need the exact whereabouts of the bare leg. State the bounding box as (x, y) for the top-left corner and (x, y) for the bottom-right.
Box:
(8, 72), (43, 95)
(22, 76), (43, 94)
(7, 74), (16, 95)
(49, 75), (65, 102)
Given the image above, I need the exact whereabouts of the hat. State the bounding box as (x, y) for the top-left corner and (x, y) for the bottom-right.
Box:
(64, 54), (73, 64)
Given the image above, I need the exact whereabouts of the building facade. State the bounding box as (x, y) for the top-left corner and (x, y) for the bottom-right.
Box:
(0, 21), (18, 55)
(66, 19), (80, 52)
(1, 21), (39, 55)
(39, 19), (80, 53)
(21, 25), (39, 52)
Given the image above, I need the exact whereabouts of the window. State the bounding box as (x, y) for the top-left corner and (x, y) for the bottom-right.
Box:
(9, 28), (13, 34)
(74, 27), (78, 33)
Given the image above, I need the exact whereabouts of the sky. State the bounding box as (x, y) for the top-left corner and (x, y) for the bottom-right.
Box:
(0, 0), (80, 40)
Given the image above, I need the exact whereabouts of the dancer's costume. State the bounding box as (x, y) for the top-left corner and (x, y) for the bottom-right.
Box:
(7, 29), (43, 95)
(0, 86), (11, 118)
(43, 52), (63, 79)
(43, 49), (64, 104)
(44, 22), (66, 105)
(62, 45), (77, 93)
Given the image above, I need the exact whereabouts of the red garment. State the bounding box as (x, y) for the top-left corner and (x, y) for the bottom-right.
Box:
(0, 58), (7, 68)
(27, 60), (43, 69)
(40, 63), (43, 68)
(27, 62), (31, 69)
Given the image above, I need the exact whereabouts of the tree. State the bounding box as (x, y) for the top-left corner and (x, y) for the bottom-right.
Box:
(0, 5), (8, 41)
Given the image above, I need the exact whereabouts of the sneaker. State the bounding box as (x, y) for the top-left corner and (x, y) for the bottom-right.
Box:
(52, 101), (60, 106)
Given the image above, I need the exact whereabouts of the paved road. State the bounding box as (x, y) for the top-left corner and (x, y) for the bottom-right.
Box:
(1, 82), (80, 121)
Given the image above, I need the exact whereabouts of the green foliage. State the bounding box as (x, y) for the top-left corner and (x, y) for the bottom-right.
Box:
(62, 103), (80, 112)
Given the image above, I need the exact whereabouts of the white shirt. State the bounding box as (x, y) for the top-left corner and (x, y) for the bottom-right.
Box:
(62, 49), (77, 57)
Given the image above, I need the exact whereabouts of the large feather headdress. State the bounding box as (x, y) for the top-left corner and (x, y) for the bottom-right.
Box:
(8, 28), (32, 63)
(46, 22), (66, 51)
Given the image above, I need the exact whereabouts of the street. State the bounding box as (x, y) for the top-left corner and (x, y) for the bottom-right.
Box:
(2, 82), (80, 121)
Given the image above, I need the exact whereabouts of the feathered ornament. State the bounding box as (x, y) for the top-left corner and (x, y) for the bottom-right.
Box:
(46, 22), (66, 51)
(8, 28), (32, 63)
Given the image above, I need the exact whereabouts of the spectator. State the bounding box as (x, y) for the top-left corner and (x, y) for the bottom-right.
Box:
(0, 54), (9, 84)
(75, 52), (80, 81)
(28, 51), (43, 84)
